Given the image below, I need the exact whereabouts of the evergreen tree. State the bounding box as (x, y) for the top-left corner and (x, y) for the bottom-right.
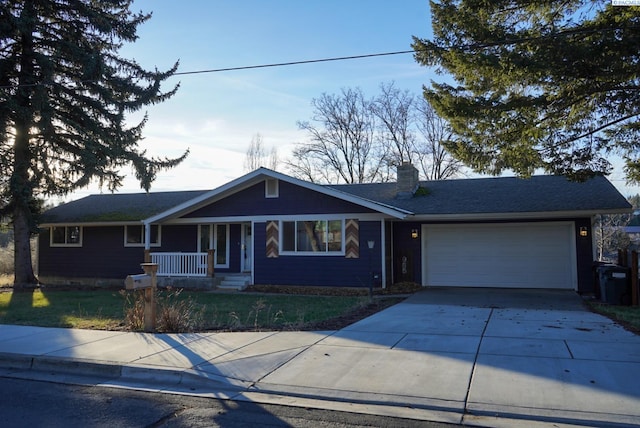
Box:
(0, 1), (187, 288)
(412, 1), (640, 181)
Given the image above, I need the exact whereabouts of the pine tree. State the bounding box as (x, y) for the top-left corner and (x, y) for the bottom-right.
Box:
(412, 1), (640, 181)
(0, 1), (188, 288)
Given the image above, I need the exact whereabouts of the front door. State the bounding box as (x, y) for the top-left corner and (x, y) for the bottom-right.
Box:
(242, 223), (252, 272)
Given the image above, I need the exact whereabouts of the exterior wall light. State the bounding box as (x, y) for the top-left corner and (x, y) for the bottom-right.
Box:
(411, 229), (419, 239)
(579, 227), (588, 237)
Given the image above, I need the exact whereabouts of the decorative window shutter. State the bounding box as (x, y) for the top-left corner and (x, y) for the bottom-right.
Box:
(345, 219), (359, 258)
(266, 221), (279, 258)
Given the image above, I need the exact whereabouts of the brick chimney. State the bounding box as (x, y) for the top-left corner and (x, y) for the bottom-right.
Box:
(396, 163), (419, 199)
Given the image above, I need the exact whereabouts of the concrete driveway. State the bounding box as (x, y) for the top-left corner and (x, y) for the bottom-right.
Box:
(253, 288), (640, 427)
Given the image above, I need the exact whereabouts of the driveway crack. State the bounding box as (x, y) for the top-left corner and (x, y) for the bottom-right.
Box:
(463, 307), (493, 416)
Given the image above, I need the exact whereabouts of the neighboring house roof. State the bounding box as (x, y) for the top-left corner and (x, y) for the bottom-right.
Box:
(40, 169), (631, 226)
(40, 190), (209, 225)
(331, 175), (632, 219)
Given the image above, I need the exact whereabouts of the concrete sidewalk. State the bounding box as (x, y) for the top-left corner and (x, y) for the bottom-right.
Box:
(0, 288), (639, 427)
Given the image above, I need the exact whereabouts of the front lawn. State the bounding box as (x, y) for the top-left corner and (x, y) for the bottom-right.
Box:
(0, 288), (402, 332)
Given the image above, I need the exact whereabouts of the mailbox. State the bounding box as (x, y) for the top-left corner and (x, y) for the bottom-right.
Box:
(125, 273), (152, 290)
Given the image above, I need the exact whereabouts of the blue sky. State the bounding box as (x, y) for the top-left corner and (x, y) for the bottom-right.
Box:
(65, 0), (638, 200)
(64, 0), (433, 199)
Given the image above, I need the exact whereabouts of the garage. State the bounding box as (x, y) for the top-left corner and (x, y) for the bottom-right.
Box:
(422, 222), (576, 289)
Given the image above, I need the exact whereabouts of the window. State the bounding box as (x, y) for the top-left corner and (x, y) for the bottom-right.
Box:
(124, 225), (160, 247)
(50, 226), (82, 247)
(198, 224), (229, 267)
(281, 220), (343, 254)
(265, 178), (279, 198)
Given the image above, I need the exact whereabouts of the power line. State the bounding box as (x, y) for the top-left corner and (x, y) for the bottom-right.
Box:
(0, 50), (416, 90)
(174, 50), (414, 75)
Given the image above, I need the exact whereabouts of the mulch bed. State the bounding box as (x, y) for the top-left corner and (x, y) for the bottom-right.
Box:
(243, 282), (421, 330)
(245, 282), (422, 296)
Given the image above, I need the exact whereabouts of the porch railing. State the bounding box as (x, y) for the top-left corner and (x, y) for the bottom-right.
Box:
(150, 252), (209, 277)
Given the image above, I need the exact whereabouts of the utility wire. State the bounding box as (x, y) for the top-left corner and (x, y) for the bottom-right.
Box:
(0, 50), (416, 90)
(174, 50), (414, 75)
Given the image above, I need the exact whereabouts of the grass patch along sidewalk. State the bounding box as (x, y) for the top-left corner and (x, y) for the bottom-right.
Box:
(587, 301), (640, 334)
(0, 287), (403, 332)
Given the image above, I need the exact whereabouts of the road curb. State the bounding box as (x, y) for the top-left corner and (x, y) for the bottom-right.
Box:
(0, 352), (247, 395)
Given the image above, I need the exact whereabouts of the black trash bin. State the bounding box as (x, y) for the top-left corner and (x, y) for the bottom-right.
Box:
(596, 265), (631, 305)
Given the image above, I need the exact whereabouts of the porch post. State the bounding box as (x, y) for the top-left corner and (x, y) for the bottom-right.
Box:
(380, 219), (386, 289)
(207, 249), (215, 277)
(144, 222), (151, 262)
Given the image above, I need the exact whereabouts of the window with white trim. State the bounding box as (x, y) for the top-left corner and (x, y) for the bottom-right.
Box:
(124, 225), (160, 247)
(265, 178), (279, 198)
(50, 226), (82, 247)
(281, 220), (343, 254)
(198, 224), (229, 267)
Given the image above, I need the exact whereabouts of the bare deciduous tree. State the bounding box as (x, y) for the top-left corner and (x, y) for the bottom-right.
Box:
(244, 133), (279, 172)
(595, 213), (632, 261)
(415, 98), (463, 180)
(289, 88), (382, 184)
(287, 83), (463, 184)
(244, 134), (265, 172)
(371, 82), (415, 168)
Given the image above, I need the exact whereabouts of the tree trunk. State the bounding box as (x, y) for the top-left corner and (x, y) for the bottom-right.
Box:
(11, 0), (38, 289)
(13, 204), (37, 288)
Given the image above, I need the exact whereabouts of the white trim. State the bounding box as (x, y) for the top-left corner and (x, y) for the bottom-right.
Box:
(265, 178), (279, 198)
(124, 224), (161, 248)
(40, 221), (143, 228)
(411, 209), (631, 222)
(197, 224), (230, 268)
(279, 218), (346, 256)
(165, 212), (390, 225)
(49, 225), (83, 247)
(241, 223), (253, 272)
(380, 219), (386, 289)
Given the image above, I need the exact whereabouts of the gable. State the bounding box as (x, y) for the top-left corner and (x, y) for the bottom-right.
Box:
(183, 180), (379, 219)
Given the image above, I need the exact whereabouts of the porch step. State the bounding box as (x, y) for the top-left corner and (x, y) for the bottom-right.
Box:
(217, 274), (251, 291)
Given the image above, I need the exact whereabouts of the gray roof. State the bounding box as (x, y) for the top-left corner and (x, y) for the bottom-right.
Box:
(40, 190), (209, 224)
(330, 175), (631, 216)
(41, 174), (631, 225)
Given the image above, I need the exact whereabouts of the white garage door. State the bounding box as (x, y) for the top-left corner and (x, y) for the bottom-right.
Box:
(422, 222), (576, 289)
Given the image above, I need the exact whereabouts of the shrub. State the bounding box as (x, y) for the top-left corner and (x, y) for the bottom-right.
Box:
(156, 288), (204, 333)
(121, 287), (204, 333)
(120, 289), (145, 331)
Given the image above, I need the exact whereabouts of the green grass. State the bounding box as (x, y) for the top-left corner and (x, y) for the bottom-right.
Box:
(588, 302), (640, 333)
(0, 288), (380, 332)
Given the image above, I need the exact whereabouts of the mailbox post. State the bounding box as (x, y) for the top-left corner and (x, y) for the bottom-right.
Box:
(140, 263), (158, 332)
(125, 263), (158, 333)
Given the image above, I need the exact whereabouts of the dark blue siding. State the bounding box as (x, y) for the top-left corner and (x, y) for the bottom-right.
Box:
(574, 218), (594, 294)
(392, 222), (423, 283)
(39, 226), (145, 279)
(38, 224), (198, 279)
(253, 221), (382, 287)
(185, 181), (376, 218)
